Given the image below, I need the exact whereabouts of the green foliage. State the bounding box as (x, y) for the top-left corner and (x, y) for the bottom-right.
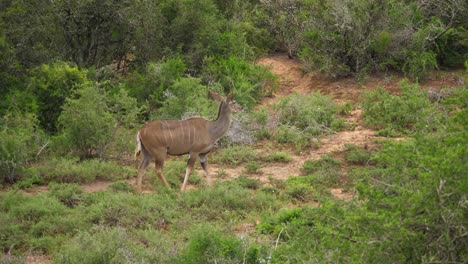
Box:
(54, 227), (149, 264)
(264, 152), (292, 163)
(158, 160), (201, 189)
(275, 93), (340, 135)
(58, 85), (115, 159)
(302, 156), (342, 186)
(343, 144), (372, 165)
(251, 107), (272, 140)
(244, 161), (261, 174)
(48, 183), (84, 208)
(154, 77), (218, 120)
(403, 50), (438, 81)
(212, 145), (258, 166)
(28, 62), (89, 132)
(361, 81), (444, 134)
(107, 87), (142, 128)
(181, 225), (243, 264)
(354, 128), (467, 262)
(23, 158), (132, 183)
(236, 175), (262, 190)
(108, 181), (136, 193)
(205, 56), (278, 109)
(0, 111), (44, 184)
(274, 125), (313, 152)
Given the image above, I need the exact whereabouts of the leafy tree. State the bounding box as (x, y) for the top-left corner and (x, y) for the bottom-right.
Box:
(53, 0), (133, 67)
(28, 62), (89, 133)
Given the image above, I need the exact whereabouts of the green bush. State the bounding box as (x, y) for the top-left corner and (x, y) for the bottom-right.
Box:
(361, 81), (444, 134)
(153, 77), (218, 120)
(236, 175), (262, 190)
(302, 156), (342, 186)
(58, 85), (115, 159)
(181, 225), (243, 264)
(27, 62), (89, 132)
(48, 183), (84, 208)
(204, 56), (278, 109)
(343, 144), (372, 165)
(244, 161), (261, 174)
(274, 125), (313, 152)
(0, 111), (44, 184)
(274, 93), (340, 135)
(264, 152), (293, 163)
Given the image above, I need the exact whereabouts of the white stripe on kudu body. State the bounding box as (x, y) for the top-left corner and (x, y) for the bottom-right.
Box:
(134, 92), (241, 192)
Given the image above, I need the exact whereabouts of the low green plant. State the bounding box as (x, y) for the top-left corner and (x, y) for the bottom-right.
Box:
(283, 176), (331, 203)
(236, 175), (262, 190)
(23, 158), (133, 183)
(54, 227), (149, 263)
(181, 225), (244, 264)
(108, 181), (136, 193)
(264, 152), (292, 163)
(13, 175), (44, 189)
(302, 156), (342, 186)
(48, 182), (84, 208)
(244, 161), (261, 174)
(343, 144), (372, 165)
(274, 125), (313, 152)
(212, 145), (258, 166)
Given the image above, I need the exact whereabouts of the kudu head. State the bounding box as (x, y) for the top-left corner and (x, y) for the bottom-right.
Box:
(208, 91), (242, 113)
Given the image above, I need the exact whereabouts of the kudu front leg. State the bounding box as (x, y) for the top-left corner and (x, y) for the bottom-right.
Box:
(180, 153), (197, 192)
(199, 154), (212, 186)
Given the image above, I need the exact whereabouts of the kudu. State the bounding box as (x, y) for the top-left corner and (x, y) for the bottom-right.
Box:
(134, 92), (241, 192)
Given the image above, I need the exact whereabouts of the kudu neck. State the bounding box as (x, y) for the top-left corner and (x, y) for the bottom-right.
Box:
(209, 101), (232, 140)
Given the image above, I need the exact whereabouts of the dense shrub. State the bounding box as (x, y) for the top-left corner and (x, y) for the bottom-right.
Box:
(0, 111), (44, 184)
(274, 93), (339, 135)
(361, 81), (444, 134)
(205, 56), (278, 109)
(153, 77), (218, 120)
(58, 85), (115, 159)
(27, 62), (89, 132)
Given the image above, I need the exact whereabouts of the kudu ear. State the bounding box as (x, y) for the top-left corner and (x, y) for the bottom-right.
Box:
(227, 93), (234, 102)
(208, 91), (224, 102)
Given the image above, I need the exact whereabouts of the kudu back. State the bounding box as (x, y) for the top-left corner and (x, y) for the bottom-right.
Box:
(134, 92), (241, 192)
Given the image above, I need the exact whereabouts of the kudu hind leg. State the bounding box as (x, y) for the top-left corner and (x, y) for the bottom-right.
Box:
(155, 159), (170, 189)
(199, 154), (212, 186)
(136, 154), (151, 192)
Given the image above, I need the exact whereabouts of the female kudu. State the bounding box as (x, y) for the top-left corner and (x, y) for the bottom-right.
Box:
(134, 92), (241, 192)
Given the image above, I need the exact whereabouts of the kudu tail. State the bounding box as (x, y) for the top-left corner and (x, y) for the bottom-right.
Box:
(134, 131), (142, 160)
